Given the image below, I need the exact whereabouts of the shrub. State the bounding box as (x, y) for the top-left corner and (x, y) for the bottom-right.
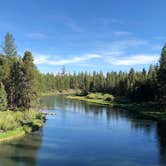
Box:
(0, 112), (20, 131)
(87, 93), (115, 101)
(105, 96), (114, 101)
(0, 110), (44, 132)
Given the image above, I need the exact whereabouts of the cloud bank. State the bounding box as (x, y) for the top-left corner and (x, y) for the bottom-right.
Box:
(33, 39), (159, 67)
(107, 54), (159, 65)
(34, 54), (101, 65)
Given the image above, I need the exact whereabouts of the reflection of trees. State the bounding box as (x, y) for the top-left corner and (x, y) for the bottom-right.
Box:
(129, 120), (166, 166)
(40, 95), (57, 109)
(106, 107), (122, 121)
(40, 95), (66, 109)
(156, 122), (166, 166)
(40, 96), (166, 166)
(130, 119), (156, 134)
(68, 99), (104, 115)
(0, 130), (43, 166)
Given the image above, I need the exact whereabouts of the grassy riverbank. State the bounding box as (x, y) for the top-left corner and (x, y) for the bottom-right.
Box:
(67, 93), (166, 122)
(41, 89), (81, 96)
(0, 110), (45, 142)
(67, 93), (114, 105)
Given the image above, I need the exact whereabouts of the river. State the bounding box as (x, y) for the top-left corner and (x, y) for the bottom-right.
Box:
(0, 95), (165, 166)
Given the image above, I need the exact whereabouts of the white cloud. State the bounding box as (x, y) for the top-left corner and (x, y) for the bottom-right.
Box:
(34, 55), (48, 64)
(106, 54), (159, 65)
(26, 33), (48, 39)
(34, 54), (101, 65)
(33, 37), (160, 68)
(100, 39), (160, 66)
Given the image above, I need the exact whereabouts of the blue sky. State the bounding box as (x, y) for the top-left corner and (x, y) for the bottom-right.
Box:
(0, 0), (165, 74)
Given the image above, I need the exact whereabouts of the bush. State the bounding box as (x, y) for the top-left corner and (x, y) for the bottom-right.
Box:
(0, 112), (20, 131)
(87, 93), (115, 101)
(103, 94), (114, 101)
(87, 93), (103, 99)
(23, 125), (32, 133)
(0, 110), (44, 132)
(80, 89), (88, 96)
(105, 96), (114, 102)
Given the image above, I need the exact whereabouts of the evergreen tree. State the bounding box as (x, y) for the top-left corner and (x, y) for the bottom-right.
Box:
(0, 54), (10, 82)
(61, 66), (66, 75)
(3, 32), (17, 57)
(21, 51), (37, 109)
(0, 82), (7, 111)
(9, 60), (23, 108)
(158, 44), (166, 99)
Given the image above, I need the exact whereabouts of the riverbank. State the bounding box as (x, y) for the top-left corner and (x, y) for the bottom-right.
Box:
(41, 89), (81, 96)
(67, 93), (166, 122)
(0, 110), (45, 142)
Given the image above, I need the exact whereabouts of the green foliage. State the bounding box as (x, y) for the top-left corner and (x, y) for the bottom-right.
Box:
(67, 93), (115, 106)
(0, 33), (165, 124)
(86, 93), (114, 101)
(0, 110), (44, 132)
(0, 111), (20, 131)
(3, 32), (17, 57)
(20, 51), (37, 109)
(23, 125), (32, 133)
(0, 128), (25, 141)
(158, 44), (166, 99)
(0, 110), (45, 141)
(0, 82), (7, 111)
(39, 65), (158, 102)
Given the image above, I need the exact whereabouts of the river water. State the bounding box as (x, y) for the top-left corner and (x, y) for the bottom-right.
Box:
(0, 95), (165, 166)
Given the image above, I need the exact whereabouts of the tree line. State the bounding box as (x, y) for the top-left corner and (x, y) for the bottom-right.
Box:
(0, 33), (166, 111)
(41, 65), (158, 101)
(41, 47), (166, 103)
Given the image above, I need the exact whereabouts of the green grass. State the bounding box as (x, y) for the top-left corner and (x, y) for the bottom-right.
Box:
(0, 110), (45, 142)
(67, 93), (166, 122)
(67, 92), (114, 105)
(67, 95), (112, 105)
(0, 127), (25, 142)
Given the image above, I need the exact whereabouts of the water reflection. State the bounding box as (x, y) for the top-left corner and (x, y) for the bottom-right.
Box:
(66, 95), (166, 166)
(157, 122), (166, 166)
(0, 131), (42, 166)
(0, 95), (166, 166)
(43, 96), (166, 137)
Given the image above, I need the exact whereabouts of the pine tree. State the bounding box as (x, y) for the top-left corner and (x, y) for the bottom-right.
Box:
(0, 54), (10, 82)
(3, 32), (17, 57)
(21, 51), (37, 109)
(158, 44), (166, 99)
(0, 82), (7, 111)
(9, 60), (25, 108)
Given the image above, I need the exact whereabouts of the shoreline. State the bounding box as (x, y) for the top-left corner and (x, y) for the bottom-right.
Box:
(0, 110), (45, 142)
(41, 89), (81, 96)
(0, 128), (25, 142)
(66, 94), (166, 122)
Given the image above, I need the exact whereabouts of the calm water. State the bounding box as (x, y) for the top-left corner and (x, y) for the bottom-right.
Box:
(0, 95), (166, 166)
